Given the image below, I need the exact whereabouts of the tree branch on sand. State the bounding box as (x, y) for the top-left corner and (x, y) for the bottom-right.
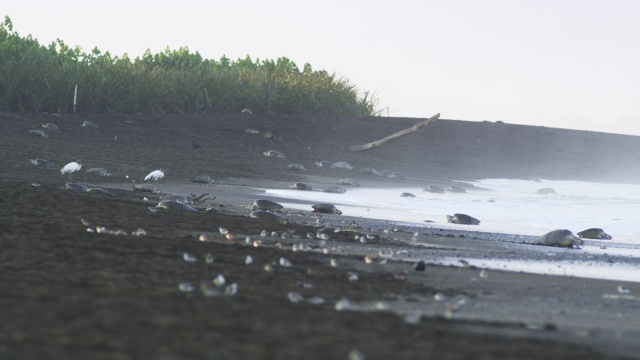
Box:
(349, 113), (440, 151)
(189, 194), (215, 203)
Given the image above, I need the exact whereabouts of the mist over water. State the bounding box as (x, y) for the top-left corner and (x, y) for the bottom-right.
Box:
(266, 178), (640, 282)
(267, 178), (640, 243)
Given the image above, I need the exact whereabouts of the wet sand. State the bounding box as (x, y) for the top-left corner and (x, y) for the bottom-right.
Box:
(2, 111), (640, 359)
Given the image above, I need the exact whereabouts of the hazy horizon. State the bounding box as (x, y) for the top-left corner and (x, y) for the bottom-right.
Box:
(4, 1), (640, 136)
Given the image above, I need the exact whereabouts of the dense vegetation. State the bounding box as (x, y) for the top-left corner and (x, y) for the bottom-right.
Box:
(0, 16), (377, 116)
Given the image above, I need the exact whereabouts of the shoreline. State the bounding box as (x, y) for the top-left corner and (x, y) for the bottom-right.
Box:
(96, 178), (640, 285)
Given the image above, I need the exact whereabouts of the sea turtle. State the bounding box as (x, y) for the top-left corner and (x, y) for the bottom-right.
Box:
(333, 161), (354, 170)
(315, 161), (334, 168)
(87, 167), (111, 176)
(252, 199), (284, 212)
(74, 185), (110, 195)
(312, 203), (342, 215)
(191, 175), (214, 184)
(263, 150), (285, 159)
(42, 123), (59, 131)
(387, 172), (409, 180)
(289, 182), (312, 191)
(81, 120), (99, 128)
(323, 186), (347, 194)
(537, 188), (557, 195)
(424, 185), (445, 193)
(263, 130), (281, 140)
(30, 158), (54, 168)
(448, 184), (467, 193)
(250, 210), (284, 222)
(155, 200), (197, 212)
(65, 182), (89, 192)
(133, 184), (160, 193)
(401, 192), (416, 197)
(534, 229), (583, 248)
(446, 213), (480, 225)
(29, 130), (47, 138)
(287, 164), (306, 171)
(86, 187), (115, 196)
(359, 167), (380, 176)
(577, 228), (612, 240)
(339, 178), (360, 187)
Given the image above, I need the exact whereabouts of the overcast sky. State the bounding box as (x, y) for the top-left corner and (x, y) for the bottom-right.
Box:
(5, 1), (640, 135)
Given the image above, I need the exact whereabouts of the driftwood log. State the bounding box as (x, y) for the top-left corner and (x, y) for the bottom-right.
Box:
(349, 113), (440, 151)
(189, 193), (215, 203)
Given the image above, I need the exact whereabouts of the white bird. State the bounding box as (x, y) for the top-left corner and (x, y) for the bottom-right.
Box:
(60, 160), (82, 180)
(144, 169), (165, 181)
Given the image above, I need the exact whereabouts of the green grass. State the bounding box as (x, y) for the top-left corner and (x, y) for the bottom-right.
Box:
(0, 16), (378, 116)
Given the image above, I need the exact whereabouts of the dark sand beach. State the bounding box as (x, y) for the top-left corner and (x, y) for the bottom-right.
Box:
(2, 111), (640, 359)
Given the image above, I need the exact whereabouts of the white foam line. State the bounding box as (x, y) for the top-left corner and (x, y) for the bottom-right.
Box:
(263, 179), (640, 243)
(427, 257), (640, 283)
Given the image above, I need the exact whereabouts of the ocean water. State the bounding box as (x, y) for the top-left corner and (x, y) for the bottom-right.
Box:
(263, 178), (640, 282)
(266, 178), (640, 243)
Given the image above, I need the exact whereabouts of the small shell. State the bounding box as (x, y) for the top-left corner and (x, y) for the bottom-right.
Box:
(213, 274), (226, 286)
(132, 229), (147, 236)
(178, 282), (195, 292)
(183, 253), (197, 262)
